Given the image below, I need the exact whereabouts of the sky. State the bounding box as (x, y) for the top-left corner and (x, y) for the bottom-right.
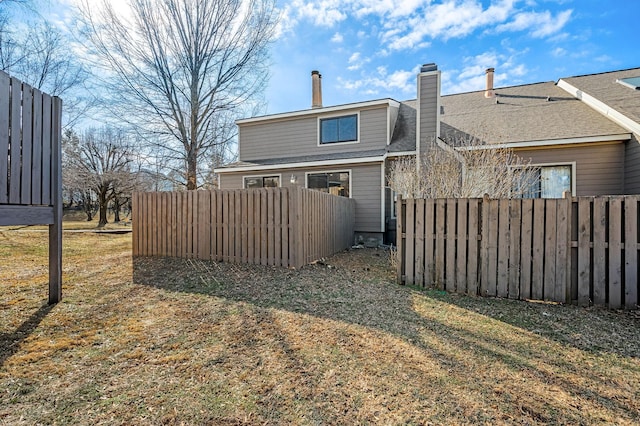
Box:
(21, 0), (640, 116)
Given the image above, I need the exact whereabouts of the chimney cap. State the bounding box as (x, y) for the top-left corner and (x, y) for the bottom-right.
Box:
(485, 67), (495, 73)
(420, 63), (438, 73)
(311, 70), (321, 76)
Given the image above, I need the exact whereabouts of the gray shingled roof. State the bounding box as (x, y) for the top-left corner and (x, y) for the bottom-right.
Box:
(440, 81), (629, 145)
(388, 100), (417, 152)
(561, 68), (640, 125)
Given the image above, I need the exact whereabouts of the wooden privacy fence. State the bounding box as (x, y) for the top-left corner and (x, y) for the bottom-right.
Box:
(397, 195), (640, 309)
(0, 71), (63, 304)
(132, 187), (355, 268)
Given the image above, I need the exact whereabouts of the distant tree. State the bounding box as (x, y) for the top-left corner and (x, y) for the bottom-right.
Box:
(63, 127), (140, 227)
(78, 0), (278, 190)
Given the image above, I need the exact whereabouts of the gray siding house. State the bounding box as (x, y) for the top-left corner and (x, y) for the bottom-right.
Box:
(216, 64), (440, 243)
(216, 64), (640, 242)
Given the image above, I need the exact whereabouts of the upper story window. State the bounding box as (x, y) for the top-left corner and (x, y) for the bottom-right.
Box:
(244, 175), (280, 189)
(319, 114), (358, 144)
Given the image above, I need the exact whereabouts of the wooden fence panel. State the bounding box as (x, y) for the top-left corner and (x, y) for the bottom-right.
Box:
(398, 195), (638, 310)
(132, 188), (354, 269)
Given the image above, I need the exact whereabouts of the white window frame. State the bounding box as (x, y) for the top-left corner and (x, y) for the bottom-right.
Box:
(242, 174), (282, 189)
(512, 162), (576, 198)
(317, 112), (360, 146)
(305, 169), (353, 198)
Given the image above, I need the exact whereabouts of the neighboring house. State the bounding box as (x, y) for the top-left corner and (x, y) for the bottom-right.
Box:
(440, 67), (640, 197)
(216, 64), (640, 243)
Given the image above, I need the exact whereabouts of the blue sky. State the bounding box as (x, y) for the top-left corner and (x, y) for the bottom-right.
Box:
(25, 0), (640, 116)
(264, 0), (639, 114)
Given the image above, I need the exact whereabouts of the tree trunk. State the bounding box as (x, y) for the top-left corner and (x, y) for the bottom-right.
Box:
(98, 188), (109, 227)
(113, 198), (121, 222)
(187, 149), (197, 190)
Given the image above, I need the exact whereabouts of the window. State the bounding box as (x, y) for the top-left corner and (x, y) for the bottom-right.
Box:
(520, 165), (572, 198)
(320, 114), (358, 144)
(307, 171), (350, 197)
(243, 175), (280, 189)
(617, 77), (640, 90)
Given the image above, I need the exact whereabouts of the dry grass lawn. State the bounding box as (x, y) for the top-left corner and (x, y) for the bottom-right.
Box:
(1, 221), (639, 425)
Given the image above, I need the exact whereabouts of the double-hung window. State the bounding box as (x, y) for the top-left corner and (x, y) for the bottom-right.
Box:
(244, 175), (280, 189)
(319, 114), (358, 144)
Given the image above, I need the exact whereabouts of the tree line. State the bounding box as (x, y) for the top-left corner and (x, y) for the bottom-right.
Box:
(1, 0), (278, 226)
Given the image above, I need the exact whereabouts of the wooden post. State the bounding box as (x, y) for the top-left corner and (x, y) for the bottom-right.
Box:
(396, 194), (404, 284)
(48, 96), (62, 304)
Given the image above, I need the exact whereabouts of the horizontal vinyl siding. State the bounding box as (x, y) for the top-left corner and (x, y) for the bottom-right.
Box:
(516, 143), (625, 196)
(239, 107), (389, 162)
(419, 73), (438, 152)
(624, 135), (640, 194)
(218, 163), (383, 233)
(351, 164), (383, 233)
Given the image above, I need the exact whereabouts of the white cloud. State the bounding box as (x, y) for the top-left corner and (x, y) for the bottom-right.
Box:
(496, 9), (572, 38)
(442, 50), (529, 94)
(291, 0), (347, 27)
(551, 47), (567, 57)
(331, 32), (344, 43)
(338, 66), (416, 96)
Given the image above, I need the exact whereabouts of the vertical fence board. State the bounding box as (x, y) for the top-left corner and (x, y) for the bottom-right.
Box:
(467, 199), (479, 295)
(405, 198), (415, 285)
(520, 199), (533, 300)
(31, 89), (42, 204)
(543, 200), (557, 300)
(609, 198), (623, 308)
(497, 199), (510, 298)
(281, 188), (289, 267)
(486, 199), (499, 297)
(624, 196), (638, 308)
(531, 199), (545, 300)
(592, 197), (607, 305)
(556, 196), (571, 303)
(577, 197), (591, 307)
(445, 199), (456, 292)
(41, 96), (52, 205)
(508, 200), (521, 299)
(20, 84), (33, 204)
(424, 199), (435, 286)
(435, 199), (446, 289)
(456, 199), (468, 293)
(0, 72), (9, 203)
(9, 78), (22, 203)
(480, 195), (490, 296)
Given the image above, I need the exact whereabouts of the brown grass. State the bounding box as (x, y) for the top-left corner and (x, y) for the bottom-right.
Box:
(1, 223), (639, 425)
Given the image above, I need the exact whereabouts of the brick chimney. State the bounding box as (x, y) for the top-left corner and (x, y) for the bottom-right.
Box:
(311, 70), (322, 108)
(484, 67), (495, 98)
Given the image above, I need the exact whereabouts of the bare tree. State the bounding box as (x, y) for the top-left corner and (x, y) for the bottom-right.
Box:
(78, 0), (278, 190)
(63, 127), (139, 227)
(388, 136), (540, 199)
(0, 7), (91, 128)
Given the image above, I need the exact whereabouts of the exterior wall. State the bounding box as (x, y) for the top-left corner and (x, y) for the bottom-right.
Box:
(624, 135), (640, 194)
(239, 106), (389, 162)
(417, 71), (440, 155)
(516, 142), (625, 196)
(219, 162), (383, 233)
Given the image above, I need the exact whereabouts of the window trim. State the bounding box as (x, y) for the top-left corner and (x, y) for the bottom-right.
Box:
(317, 112), (360, 146)
(305, 169), (353, 198)
(242, 174), (282, 189)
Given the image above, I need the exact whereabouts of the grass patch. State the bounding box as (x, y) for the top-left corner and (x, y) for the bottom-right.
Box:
(1, 224), (639, 424)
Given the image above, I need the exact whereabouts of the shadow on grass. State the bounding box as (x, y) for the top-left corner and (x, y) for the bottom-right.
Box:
(129, 252), (640, 423)
(0, 303), (54, 367)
